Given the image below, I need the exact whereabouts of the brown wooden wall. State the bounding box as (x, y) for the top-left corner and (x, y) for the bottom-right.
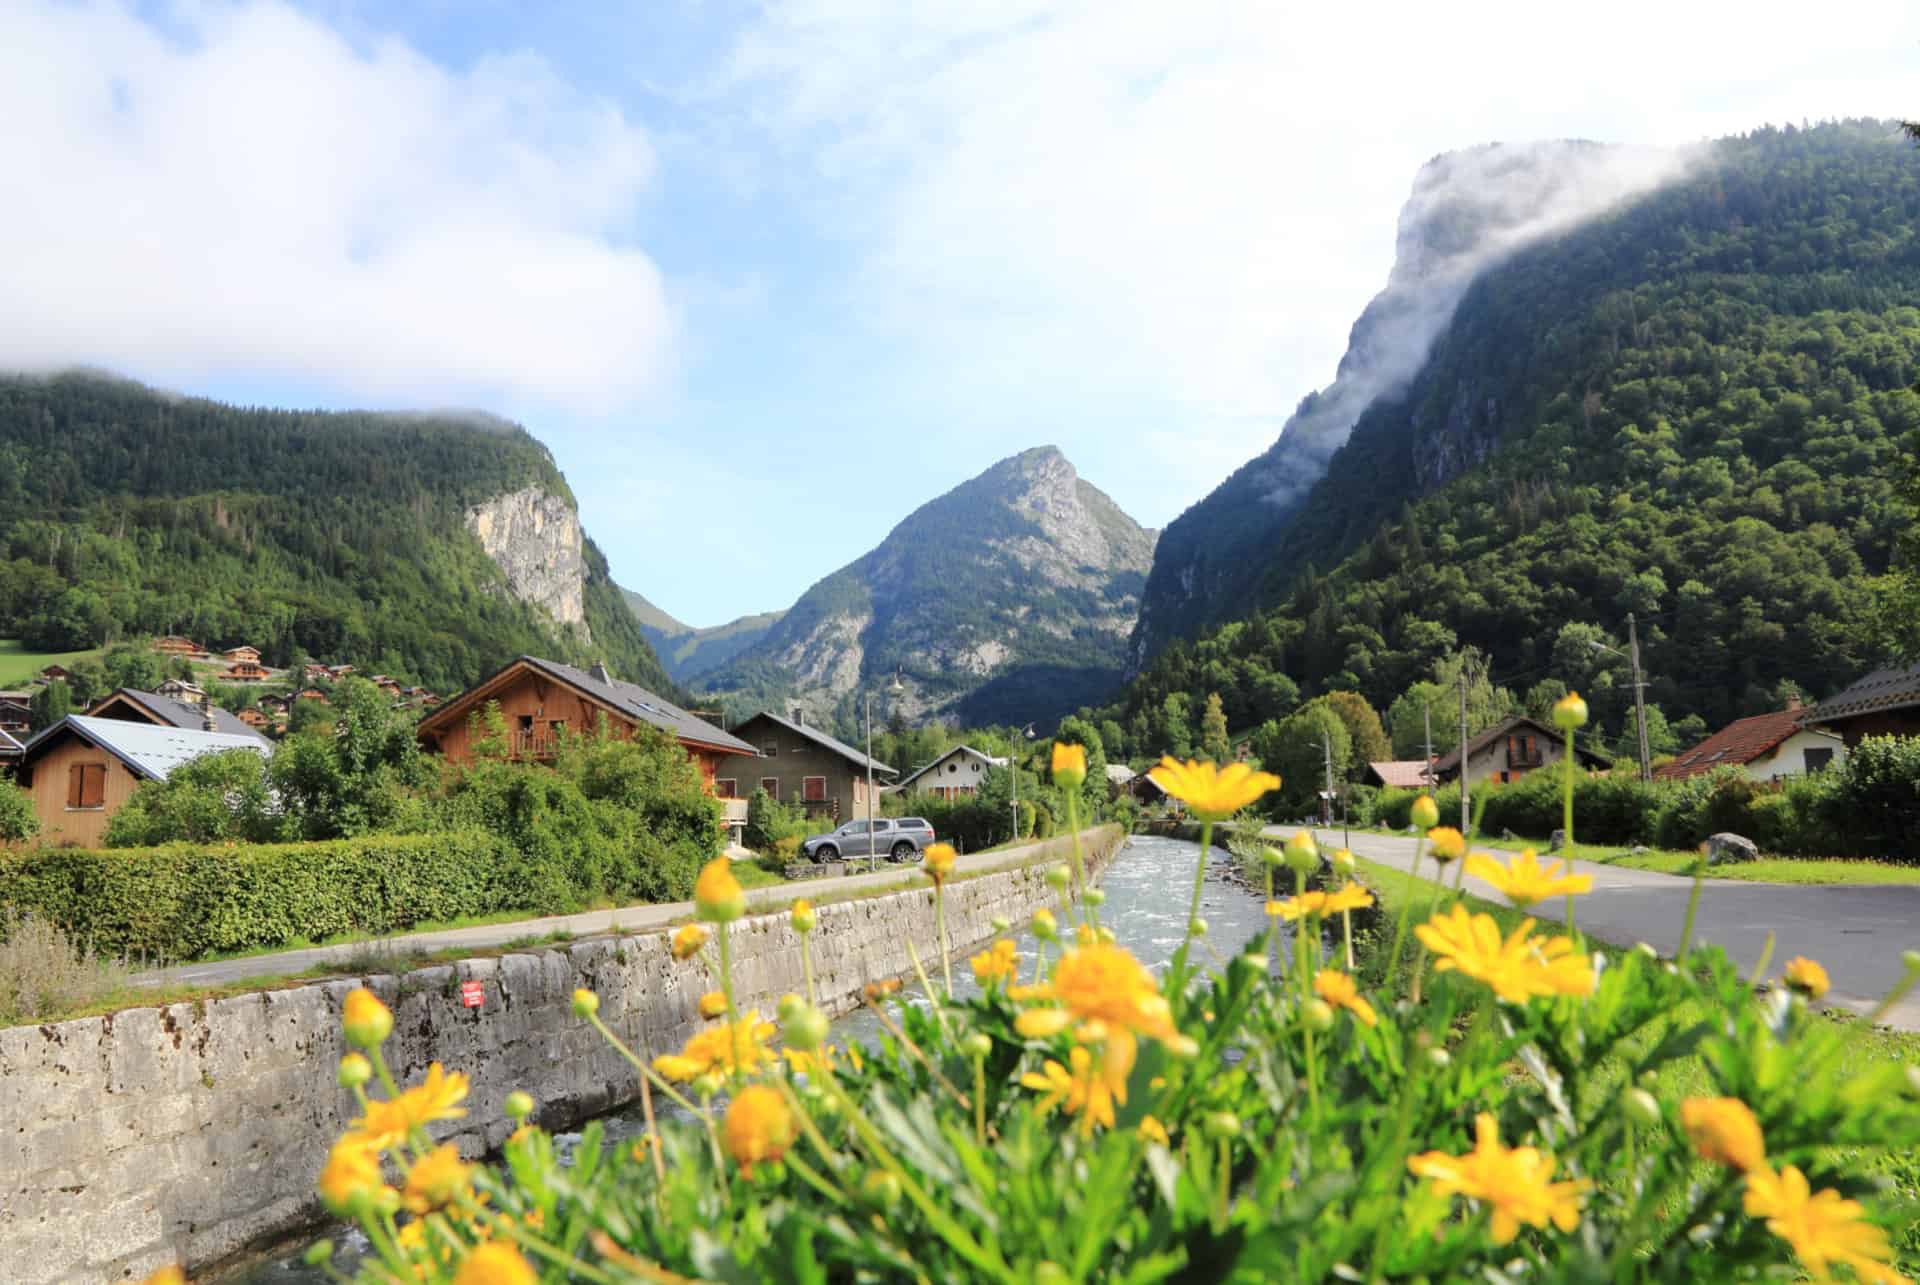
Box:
(25, 738), (141, 847)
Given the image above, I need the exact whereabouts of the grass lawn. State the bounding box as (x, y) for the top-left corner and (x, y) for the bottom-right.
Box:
(0, 638), (102, 687)
(1465, 833), (1920, 886)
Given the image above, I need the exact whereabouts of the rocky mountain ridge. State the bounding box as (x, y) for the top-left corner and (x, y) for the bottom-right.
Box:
(618, 587), (786, 684)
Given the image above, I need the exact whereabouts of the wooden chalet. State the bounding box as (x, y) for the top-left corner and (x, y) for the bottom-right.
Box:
(415, 656), (757, 791)
(712, 709), (895, 822)
(39, 664), (72, 683)
(1430, 714), (1610, 789)
(153, 635), (203, 658)
(17, 715), (269, 846)
(87, 687), (269, 743)
(223, 645), (262, 664)
(221, 660), (271, 683)
(296, 687), (331, 705)
(0, 691), (32, 738)
(1801, 664), (1920, 747)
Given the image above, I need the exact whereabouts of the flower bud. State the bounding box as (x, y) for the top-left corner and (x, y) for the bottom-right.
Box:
(1188, 916), (1209, 938)
(1904, 949), (1920, 974)
(924, 843), (958, 884)
(571, 988), (600, 1018)
(778, 992), (806, 1024)
(1097, 926), (1116, 944)
(1084, 887), (1107, 907)
(785, 1003), (830, 1052)
(1283, 831), (1319, 876)
(862, 1169), (902, 1210)
(1906, 1065), (1920, 1098)
(303, 1241), (335, 1267)
(1202, 1111), (1242, 1140)
(1031, 908), (1059, 941)
(1230, 953), (1266, 985)
(1622, 1088), (1661, 1128)
(1331, 848), (1356, 876)
(790, 899), (817, 935)
(1410, 796), (1440, 830)
(1425, 1046), (1452, 1070)
(341, 987), (392, 1049)
(1638, 1069), (1659, 1089)
(1051, 741), (1088, 789)
(1045, 863), (1072, 891)
(1260, 845), (1286, 868)
(991, 916), (1012, 933)
(337, 1053), (372, 1089)
(1634, 941), (1659, 959)
(671, 922), (709, 961)
(505, 1091), (535, 1122)
(1426, 827), (1466, 864)
(699, 991), (729, 1020)
(695, 858), (746, 923)
(1304, 999), (1336, 1032)
(962, 1032), (993, 1060)
(693, 1073), (723, 1101)
(1032, 1263), (1069, 1285)
(1552, 691), (1589, 731)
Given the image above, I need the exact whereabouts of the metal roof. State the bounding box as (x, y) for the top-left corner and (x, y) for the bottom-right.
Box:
(109, 688), (270, 742)
(22, 714), (271, 781)
(731, 710), (895, 774)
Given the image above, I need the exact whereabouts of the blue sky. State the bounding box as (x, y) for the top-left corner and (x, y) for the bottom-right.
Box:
(4, 2), (1918, 626)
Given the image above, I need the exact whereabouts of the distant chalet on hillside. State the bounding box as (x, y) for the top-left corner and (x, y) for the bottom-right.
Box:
(416, 656), (755, 792)
(1430, 714), (1608, 789)
(88, 687), (269, 744)
(17, 714), (270, 846)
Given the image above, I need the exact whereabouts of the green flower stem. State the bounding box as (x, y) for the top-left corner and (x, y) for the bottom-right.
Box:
(1065, 791), (1095, 930)
(935, 883), (954, 998)
(973, 1055), (988, 1146)
(786, 1150), (851, 1206)
(1262, 863), (1275, 970)
(801, 936), (819, 1007)
(865, 993), (971, 1109)
(1293, 869), (1313, 1004)
(1213, 1136), (1231, 1233)
(822, 1076), (1019, 1284)
(902, 935), (953, 1041)
(1383, 834), (1427, 993)
(1677, 853), (1708, 960)
(1340, 902), (1355, 972)
(348, 1199), (410, 1281)
(584, 1012), (710, 1120)
(1563, 729), (1580, 943)
(1302, 1018), (1322, 1130)
(369, 1044), (403, 1100)
(1863, 957), (1920, 1027)
(1747, 931), (1778, 988)
(778, 1073), (848, 1171)
(717, 921), (744, 1079)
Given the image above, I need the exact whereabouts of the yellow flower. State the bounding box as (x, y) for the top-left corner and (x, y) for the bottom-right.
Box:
(924, 842), (958, 884)
(1146, 756), (1280, 820)
(695, 857), (746, 923)
(1138, 1114), (1171, 1146)
(723, 1083), (798, 1174)
(699, 990), (729, 1020)
(1325, 884), (1374, 913)
(1414, 906), (1595, 1004)
(652, 1011), (776, 1081)
(1073, 922), (1099, 946)
(1783, 956), (1831, 1000)
(1407, 1112), (1590, 1245)
(1743, 1164), (1909, 1285)
(1552, 691), (1589, 731)
(1681, 1097), (1767, 1173)
(1031, 907), (1058, 941)
(671, 922), (709, 960)
(1267, 892), (1330, 920)
(782, 1044), (839, 1076)
(1410, 795), (1440, 830)
(1052, 741), (1088, 787)
(1464, 849), (1593, 908)
(139, 1269), (186, 1285)
(790, 898), (817, 934)
(453, 1242), (539, 1285)
(1313, 970), (1378, 1027)
(1426, 827), (1467, 863)
(401, 1142), (472, 1213)
(970, 938), (1019, 988)
(318, 1133), (389, 1213)
(342, 986), (393, 1048)
(1019, 1044), (1120, 1137)
(355, 1062), (471, 1146)
(1013, 941), (1186, 1047)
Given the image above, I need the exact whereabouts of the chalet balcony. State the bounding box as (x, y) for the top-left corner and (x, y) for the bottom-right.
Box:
(511, 730), (561, 760)
(721, 797), (749, 825)
(1509, 748), (1546, 769)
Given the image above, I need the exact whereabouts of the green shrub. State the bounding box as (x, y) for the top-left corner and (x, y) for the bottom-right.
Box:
(743, 787), (809, 852)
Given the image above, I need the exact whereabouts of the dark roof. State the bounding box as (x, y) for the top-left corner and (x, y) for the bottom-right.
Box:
(1802, 663), (1920, 727)
(0, 728), (22, 756)
(419, 656), (756, 756)
(1431, 714), (1609, 776)
(730, 711), (894, 774)
(100, 688), (270, 743)
(1655, 707), (1835, 781)
(1368, 760), (1433, 789)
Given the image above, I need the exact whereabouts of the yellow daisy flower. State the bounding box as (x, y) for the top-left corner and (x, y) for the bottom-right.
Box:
(970, 938), (1019, 987)
(317, 1133), (390, 1214)
(453, 1242), (538, 1285)
(671, 922), (709, 960)
(652, 1011), (776, 1082)
(1407, 1112), (1590, 1245)
(1020, 1044), (1120, 1137)
(1681, 1097), (1767, 1173)
(1426, 827), (1467, 863)
(723, 1083), (797, 1175)
(1743, 1163), (1909, 1285)
(1312, 970), (1378, 1027)
(1414, 905), (1595, 1004)
(1146, 756), (1280, 820)
(1464, 848), (1593, 908)
(1783, 956), (1831, 1000)
(695, 857), (746, 923)
(401, 1142), (472, 1214)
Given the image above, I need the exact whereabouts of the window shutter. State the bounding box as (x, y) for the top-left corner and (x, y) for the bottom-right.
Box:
(68, 763), (83, 807)
(80, 763), (106, 808)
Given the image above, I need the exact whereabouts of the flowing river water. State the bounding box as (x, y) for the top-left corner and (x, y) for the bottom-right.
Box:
(226, 834), (1273, 1283)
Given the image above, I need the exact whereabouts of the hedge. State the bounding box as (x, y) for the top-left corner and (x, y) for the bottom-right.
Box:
(3, 829), (559, 962)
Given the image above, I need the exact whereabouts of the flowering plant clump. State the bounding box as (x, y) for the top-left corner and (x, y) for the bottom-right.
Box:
(304, 763), (1920, 1284)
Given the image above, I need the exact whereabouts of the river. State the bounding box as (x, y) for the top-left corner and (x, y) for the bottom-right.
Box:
(224, 834), (1271, 1283)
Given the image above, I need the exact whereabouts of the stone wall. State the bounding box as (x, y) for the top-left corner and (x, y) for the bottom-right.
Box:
(0, 827), (1123, 1284)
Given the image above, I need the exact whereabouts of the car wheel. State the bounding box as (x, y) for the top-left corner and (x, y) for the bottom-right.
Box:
(815, 844), (838, 862)
(890, 841), (914, 862)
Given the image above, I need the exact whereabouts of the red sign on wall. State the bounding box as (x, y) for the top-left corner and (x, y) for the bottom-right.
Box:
(460, 980), (486, 1009)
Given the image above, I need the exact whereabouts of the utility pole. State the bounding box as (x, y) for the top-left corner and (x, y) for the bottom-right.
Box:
(1423, 703), (1434, 791)
(1321, 730), (1335, 828)
(1628, 612), (1652, 784)
(1459, 668), (1471, 834)
(864, 691), (877, 872)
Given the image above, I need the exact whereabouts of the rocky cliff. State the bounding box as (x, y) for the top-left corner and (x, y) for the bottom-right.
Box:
(1129, 139), (1690, 665)
(699, 447), (1156, 728)
(466, 487), (591, 641)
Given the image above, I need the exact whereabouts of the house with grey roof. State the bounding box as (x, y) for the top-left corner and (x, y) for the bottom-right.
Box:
(895, 744), (1008, 800)
(87, 686), (270, 743)
(713, 708), (896, 824)
(17, 714), (272, 847)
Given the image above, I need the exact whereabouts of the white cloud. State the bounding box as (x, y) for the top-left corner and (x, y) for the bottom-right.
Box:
(720, 0), (1920, 521)
(0, 1), (672, 414)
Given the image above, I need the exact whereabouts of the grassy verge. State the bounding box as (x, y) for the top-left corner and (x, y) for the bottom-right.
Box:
(1465, 834), (1920, 886)
(0, 638), (102, 686)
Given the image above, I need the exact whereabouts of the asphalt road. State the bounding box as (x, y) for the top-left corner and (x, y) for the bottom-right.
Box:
(1274, 828), (1920, 1032)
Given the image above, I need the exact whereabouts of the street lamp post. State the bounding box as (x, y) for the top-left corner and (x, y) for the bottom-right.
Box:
(866, 670), (906, 872)
(1587, 617), (1652, 782)
(1009, 723), (1036, 845)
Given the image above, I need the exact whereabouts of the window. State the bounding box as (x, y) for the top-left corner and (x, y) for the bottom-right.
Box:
(947, 761), (959, 774)
(872, 820), (892, 832)
(759, 777), (780, 799)
(715, 779), (738, 799)
(803, 776), (827, 802)
(1804, 747), (1834, 773)
(66, 762), (106, 810)
(760, 741), (779, 758)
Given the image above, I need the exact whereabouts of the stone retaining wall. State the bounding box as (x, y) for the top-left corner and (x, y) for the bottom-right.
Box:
(0, 827), (1122, 1284)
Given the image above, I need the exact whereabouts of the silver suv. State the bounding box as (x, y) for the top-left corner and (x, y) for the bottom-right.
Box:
(802, 816), (936, 863)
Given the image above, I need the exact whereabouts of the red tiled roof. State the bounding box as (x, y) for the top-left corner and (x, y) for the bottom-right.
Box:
(1655, 708), (1814, 781)
(1368, 760), (1431, 789)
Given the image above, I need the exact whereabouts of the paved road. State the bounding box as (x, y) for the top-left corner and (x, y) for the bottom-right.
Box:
(137, 832), (1102, 990)
(1264, 828), (1920, 1032)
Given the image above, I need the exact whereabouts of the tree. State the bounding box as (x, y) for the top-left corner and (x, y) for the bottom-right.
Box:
(289, 696), (335, 736)
(1314, 691), (1390, 779)
(269, 677), (430, 839)
(1199, 693), (1232, 765)
(104, 748), (281, 846)
(1249, 705), (1349, 819)
(1098, 718), (1127, 761)
(1159, 693), (1193, 759)
(1052, 715), (1109, 814)
(28, 680), (70, 732)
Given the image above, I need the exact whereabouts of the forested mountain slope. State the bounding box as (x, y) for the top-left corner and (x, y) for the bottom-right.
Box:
(619, 586), (786, 684)
(700, 446), (1156, 730)
(1108, 122), (1918, 749)
(0, 373), (674, 694)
